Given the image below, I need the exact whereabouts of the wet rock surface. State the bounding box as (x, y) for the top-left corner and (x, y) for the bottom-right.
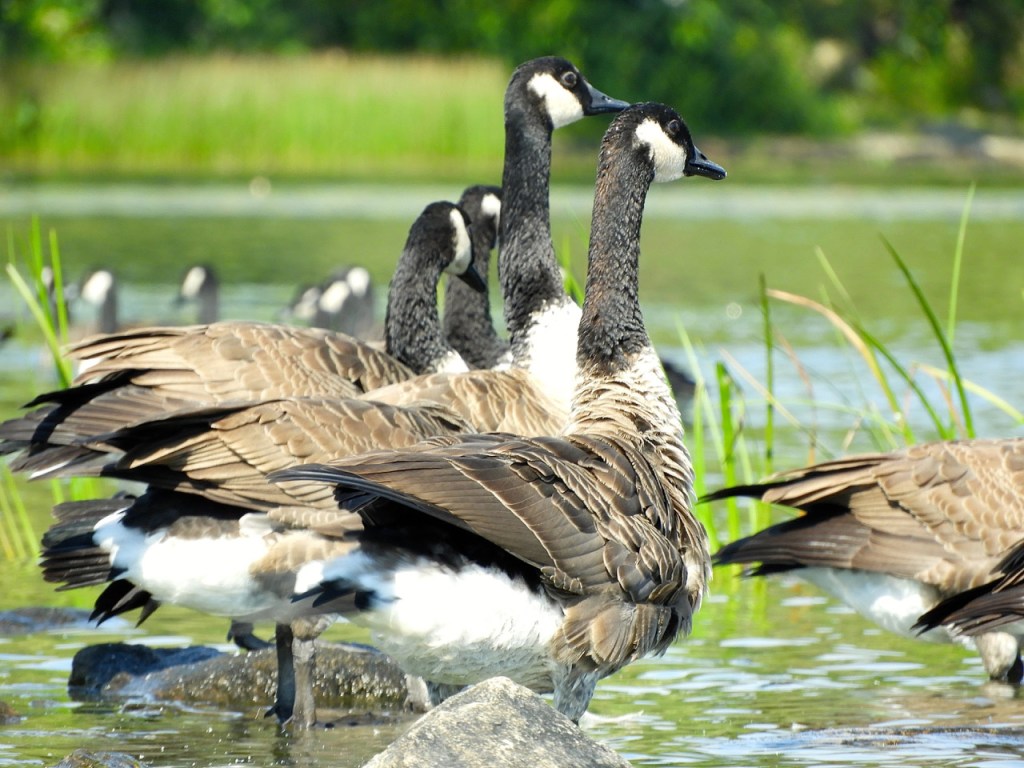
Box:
(51, 750), (148, 768)
(69, 640), (415, 715)
(364, 677), (634, 768)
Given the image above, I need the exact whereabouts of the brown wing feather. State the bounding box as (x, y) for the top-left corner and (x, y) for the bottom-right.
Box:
(712, 438), (1024, 594)
(71, 322), (414, 401)
(363, 368), (567, 434)
(105, 398), (475, 512)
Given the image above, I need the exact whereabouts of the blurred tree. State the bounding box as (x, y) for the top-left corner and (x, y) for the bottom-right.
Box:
(2, 0), (1022, 132)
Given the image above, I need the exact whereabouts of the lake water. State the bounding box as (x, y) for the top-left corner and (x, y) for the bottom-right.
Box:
(0, 182), (1022, 766)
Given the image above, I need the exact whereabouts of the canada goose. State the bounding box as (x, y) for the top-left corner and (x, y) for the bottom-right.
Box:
(271, 102), (724, 722)
(444, 185), (509, 370)
(175, 264), (220, 324)
(497, 56), (628, 410)
(708, 437), (1024, 682)
(284, 265), (379, 339)
(917, 536), (1024, 672)
(73, 268), (120, 334)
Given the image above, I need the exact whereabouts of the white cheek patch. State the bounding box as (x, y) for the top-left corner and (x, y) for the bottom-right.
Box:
(81, 270), (114, 305)
(179, 265), (206, 298)
(318, 280), (351, 313)
(444, 209), (472, 276)
(635, 119), (687, 182)
(528, 72), (584, 129)
(480, 193), (501, 230)
(346, 266), (371, 297)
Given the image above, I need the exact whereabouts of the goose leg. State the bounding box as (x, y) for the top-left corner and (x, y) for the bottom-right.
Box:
(552, 667), (600, 724)
(266, 622), (296, 724)
(228, 620), (271, 651)
(289, 615), (336, 728)
(291, 631), (318, 728)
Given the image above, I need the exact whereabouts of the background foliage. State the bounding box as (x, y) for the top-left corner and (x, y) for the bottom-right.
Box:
(3, 0), (1024, 136)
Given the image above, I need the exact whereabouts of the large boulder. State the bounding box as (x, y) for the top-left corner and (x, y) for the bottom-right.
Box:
(364, 677), (633, 768)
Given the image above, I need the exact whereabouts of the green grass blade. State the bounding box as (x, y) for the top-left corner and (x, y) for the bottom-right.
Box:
(948, 184), (975, 344)
(880, 236), (973, 437)
(759, 274), (775, 476)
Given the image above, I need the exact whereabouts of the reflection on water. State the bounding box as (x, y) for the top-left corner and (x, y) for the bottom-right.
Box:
(0, 185), (1022, 766)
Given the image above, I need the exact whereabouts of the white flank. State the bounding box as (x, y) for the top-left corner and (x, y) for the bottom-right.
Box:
(93, 513), (291, 621)
(635, 119), (687, 182)
(521, 298), (581, 412)
(529, 72), (584, 129)
(346, 266), (372, 297)
(800, 567), (951, 642)
(445, 209), (473, 277)
(80, 270), (114, 305)
(318, 280), (351, 313)
(178, 265), (206, 299)
(338, 555), (563, 688)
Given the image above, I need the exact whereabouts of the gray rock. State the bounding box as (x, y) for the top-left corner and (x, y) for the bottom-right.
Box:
(51, 750), (148, 768)
(364, 677), (633, 768)
(69, 641), (414, 716)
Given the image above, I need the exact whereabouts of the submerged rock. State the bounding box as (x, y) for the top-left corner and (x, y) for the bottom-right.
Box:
(0, 607), (94, 635)
(364, 677), (634, 768)
(69, 640), (414, 716)
(0, 700), (21, 724)
(51, 750), (148, 768)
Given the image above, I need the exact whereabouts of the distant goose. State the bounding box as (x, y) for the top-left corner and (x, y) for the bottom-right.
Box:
(285, 265), (378, 339)
(175, 264), (220, 324)
(72, 268), (121, 334)
(443, 185), (509, 370)
(708, 437), (1024, 682)
(272, 102), (724, 722)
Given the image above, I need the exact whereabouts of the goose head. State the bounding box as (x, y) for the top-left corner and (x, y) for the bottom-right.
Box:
(457, 185), (502, 253)
(176, 264), (220, 323)
(616, 102), (727, 183)
(77, 268), (116, 307)
(419, 201), (486, 293)
(509, 57), (630, 130)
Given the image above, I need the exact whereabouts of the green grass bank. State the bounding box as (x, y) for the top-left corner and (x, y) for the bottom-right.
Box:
(3, 53), (1024, 185)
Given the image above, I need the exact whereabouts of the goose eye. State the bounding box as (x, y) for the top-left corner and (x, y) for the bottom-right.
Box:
(667, 119), (682, 137)
(561, 71), (578, 88)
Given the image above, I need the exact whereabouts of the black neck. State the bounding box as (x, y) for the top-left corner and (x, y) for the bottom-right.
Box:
(444, 225), (508, 370)
(498, 104), (567, 354)
(385, 255), (451, 373)
(577, 144), (653, 374)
